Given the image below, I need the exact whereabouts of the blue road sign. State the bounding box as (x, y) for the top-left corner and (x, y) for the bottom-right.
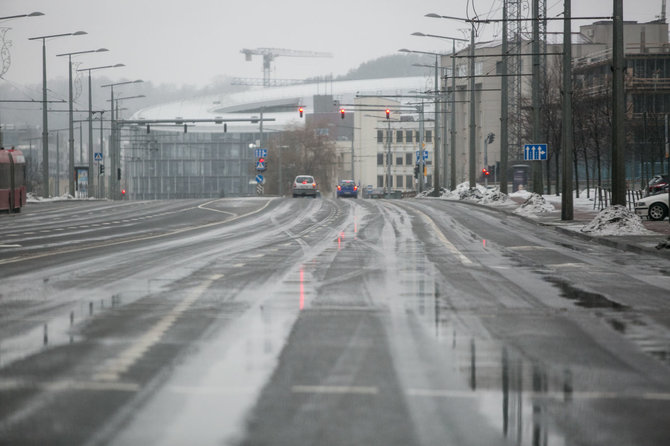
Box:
(524, 144), (548, 161)
(256, 160), (266, 171)
(423, 150), (429, 160)
(415, 151), (420, 163)
(254, 148), (268, 158)
(255, 174), (264, 184)
(94, 152), (103, 161)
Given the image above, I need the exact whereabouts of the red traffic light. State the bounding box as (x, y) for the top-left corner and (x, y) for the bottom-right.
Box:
(340, 108), (345, 119)
(121, 189), (126, 195)
(299, 107), (304, 118)
(482, 168), (490, 176)
(385, 109), (390, 119)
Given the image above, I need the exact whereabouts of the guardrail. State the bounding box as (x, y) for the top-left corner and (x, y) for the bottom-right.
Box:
(593, 186), (644, 211)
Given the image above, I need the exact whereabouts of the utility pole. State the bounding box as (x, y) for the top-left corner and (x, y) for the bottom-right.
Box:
(611, 0), (626, 206)
(469, 25), (477, 189)
(432, 55), (441, 196)
(561, 0), (574, 220)
(450, 40), (458, 191)
(500, 1), (509, 194)
(532, 0), (544, 194)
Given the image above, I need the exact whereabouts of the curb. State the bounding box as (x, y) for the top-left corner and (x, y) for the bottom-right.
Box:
(427, 198), (670, 259)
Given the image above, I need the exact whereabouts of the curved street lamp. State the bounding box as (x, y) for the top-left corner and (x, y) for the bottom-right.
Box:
(28, 30), (87, 196)
(56, 48), (108, 196)
(77, 63), (125, 198)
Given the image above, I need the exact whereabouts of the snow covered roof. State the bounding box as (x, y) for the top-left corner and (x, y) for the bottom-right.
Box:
(130, 76), (433, 133)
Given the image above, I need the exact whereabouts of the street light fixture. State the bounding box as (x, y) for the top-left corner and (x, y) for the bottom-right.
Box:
(77, 63), (125, 198)
(56, 48), (108, 197)
(399, 48), (446, 195)
(101, 80), (144, 199)
(0, 11), (44, 21)
(28, 30), (87, 197)
(412, 32), (468, 191)
(426, 12), (478, 189)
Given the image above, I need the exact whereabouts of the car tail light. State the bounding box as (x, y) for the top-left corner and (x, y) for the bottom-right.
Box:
(302, 181), (307, 184)
(337, 186), (341, 191)
(354, 186), (358, 191)
(312, 183), (317, 188)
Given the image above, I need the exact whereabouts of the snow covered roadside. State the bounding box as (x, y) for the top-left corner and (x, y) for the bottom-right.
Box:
(27, 192), (100, 203)
(434, 183), (655, 236)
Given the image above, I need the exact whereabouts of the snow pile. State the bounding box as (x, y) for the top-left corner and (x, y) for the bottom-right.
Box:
(27, 192), (76, 203)
(580, 205), (649, 236)
(513, 193), (555, 217)
(439, 182), (511, 206)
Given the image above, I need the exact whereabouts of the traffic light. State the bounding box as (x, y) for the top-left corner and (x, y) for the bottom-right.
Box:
(121, 189), (126, 197)
(414, 165), (419, 179)
(257, 157), (267, 171)
(117, 167), (121, 180)
(340, 108), (345, 119)
(99, 164), (104, 174)
(299, 106), (304, 118)
(385, 109), (390, 120)
(482, 168), (490, 176)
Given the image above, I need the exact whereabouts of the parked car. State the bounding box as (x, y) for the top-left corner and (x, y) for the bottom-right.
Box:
(635, 192), (669, 221)
(645, 174), (669, 196)
(336, 180), (358, 198)
(292, 175), (318, 198)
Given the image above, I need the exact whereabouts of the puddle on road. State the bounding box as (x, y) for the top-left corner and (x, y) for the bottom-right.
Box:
(543, 277), (628, 310)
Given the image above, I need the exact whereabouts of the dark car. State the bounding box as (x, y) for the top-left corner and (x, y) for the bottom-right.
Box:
(336, 180), (358, 198)
(646, 174), (669, 196)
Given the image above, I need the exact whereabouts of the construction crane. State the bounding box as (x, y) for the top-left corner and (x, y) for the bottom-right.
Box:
(239, 47), (332, 87)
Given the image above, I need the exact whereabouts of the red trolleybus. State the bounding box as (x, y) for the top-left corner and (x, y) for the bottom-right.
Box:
(0, 147), (27, 213)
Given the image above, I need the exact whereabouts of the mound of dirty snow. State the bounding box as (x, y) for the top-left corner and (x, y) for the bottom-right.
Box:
(580, 205), (648, 236)
(513, 193), (555, 217)
(27, 193), (78, 202)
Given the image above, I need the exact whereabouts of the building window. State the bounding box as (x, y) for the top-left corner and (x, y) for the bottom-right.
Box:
(377, 153), (384, 165)
(406, 153), (413, 165)
(406, 130), (413, 143)
(377, 175), (384, 187)
(396, 155), (403, 165)
(396, 175), (404, 188)
(377, 130), (383, 143)
(425, 130), (432, 142)
(416, 131), (421, 141)
(396, 130), (404, 143)
(388, 176), (393, 187)
(406, 175), (413, 188)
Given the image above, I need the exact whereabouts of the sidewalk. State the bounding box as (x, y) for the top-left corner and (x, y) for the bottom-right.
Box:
(507, 195), (670, 257)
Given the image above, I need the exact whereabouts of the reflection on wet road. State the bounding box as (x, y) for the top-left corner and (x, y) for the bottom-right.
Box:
(0, 197), (669, 445)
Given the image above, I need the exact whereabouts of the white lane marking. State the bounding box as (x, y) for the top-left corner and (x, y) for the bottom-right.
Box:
(509, 245), (543, 251)
(92, 273), (224, 382)
(292, 385), (378, 395)
(551, 263), (586, 268)
(0, 379), (139, 392)
(24, 232), (35, 235)
(40, 230), (51, 233)
(0, 202), (276, 266)
(415, 210), (472, 265)
(0, 244), (22, 248)
(233, 263), (246, 268)
(169, 385), (257, 395)
(7, 233), (18, 237)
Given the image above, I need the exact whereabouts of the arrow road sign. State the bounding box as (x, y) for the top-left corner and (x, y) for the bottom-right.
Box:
(255, 174), (264, 184)
(423, 150), (429, 160)
(523, 144), (548, 161)
(254, 148), (267, 158)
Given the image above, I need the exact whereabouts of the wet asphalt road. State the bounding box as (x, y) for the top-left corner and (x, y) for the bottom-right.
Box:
(0, 197), (669, 446)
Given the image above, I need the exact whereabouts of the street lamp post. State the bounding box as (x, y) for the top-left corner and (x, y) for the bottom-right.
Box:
(56, 48), (108, 197)
(28, 30), (87, 197)
(101, 80), (143, 199)
(399, 47), (444, 195)
(77, 63), (124, 198)
(411, 33), (468, 191)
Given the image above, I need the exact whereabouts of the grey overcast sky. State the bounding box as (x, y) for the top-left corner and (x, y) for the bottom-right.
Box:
(0, 0), (665, 89)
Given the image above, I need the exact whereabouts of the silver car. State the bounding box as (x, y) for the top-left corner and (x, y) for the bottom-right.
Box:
(292, 175), (318, 198)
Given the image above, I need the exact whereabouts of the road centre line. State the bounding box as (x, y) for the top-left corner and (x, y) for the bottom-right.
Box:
(413, 209), (472, 265)
(92, 273), (224, 382)
(292, 385), (378, 395)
